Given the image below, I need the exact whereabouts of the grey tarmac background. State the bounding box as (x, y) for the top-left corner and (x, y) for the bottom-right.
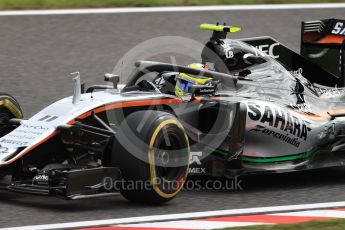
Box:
(1, 7), (345, 228)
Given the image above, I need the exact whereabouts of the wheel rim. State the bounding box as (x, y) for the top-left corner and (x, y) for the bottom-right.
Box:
(153, 125), (188, 184)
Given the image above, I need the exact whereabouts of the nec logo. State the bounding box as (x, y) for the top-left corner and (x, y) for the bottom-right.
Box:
(331, 22), (345, 35)
(255, 43), (280, 58)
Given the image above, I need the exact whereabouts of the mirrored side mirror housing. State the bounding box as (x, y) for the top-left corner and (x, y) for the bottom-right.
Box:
(244, 55), (266, 65)
(104, 73), (120, 89)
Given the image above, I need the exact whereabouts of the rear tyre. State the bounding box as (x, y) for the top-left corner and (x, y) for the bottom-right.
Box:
(113, 110), (190, 204)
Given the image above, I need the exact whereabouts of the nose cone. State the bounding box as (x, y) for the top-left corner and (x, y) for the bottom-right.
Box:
(0, 146), (21, 163)
(0, 146), (10, 154)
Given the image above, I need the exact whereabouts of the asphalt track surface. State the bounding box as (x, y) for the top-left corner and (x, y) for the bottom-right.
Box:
(1, 7), (345, 228)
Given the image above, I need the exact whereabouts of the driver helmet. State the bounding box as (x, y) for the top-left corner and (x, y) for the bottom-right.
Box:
(175, 63), (213, 96)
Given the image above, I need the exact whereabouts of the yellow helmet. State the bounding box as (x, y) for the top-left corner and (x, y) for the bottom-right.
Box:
(175, 63), (213, 96)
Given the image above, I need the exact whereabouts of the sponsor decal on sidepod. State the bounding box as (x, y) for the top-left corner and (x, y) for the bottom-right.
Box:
(247, 103), (312, 147)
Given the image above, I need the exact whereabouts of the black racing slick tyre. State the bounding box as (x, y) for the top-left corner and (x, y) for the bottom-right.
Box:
(113, 110), (190, 204)
(0, 94), (22, 137)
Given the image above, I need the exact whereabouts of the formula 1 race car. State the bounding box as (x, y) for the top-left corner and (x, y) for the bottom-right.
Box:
(0, 19), (345, 204)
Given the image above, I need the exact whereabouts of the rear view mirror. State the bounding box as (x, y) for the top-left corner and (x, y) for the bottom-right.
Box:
(244, 55), (266, 65)
(104, 73), (120, 89)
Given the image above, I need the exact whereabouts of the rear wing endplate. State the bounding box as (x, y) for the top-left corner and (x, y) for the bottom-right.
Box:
(300, 19), (345, 86)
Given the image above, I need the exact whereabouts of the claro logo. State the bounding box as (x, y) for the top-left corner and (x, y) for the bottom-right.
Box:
(21, 124), (49, 131)
(255, 43), (280, 59)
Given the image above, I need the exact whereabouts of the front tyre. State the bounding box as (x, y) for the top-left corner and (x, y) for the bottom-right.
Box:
(113, 110), (190, 204)
(0, 94), (22, 137)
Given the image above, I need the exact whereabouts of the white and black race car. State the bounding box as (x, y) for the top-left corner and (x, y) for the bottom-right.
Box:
(0, 19), (345, 204)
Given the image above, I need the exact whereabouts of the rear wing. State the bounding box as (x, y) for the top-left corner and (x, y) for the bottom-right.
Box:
(300, 19), (345, 86)
(240, 36), (340, 86)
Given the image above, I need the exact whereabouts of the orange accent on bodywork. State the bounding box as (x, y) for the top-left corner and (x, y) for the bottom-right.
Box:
(2, 98), (183, 166)
(293, 111), (330, 121)
(318, 35), (345, 44)
(191, 96), (203, 104)
(300, 108), (345, 121)
(69, 98), (182, 124)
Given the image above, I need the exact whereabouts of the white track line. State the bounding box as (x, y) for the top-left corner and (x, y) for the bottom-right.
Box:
(271, 210), (345, 218)
(3, 201), (345, 230)
(0, 3), (345, 16)
(120, 220), (268, 229)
